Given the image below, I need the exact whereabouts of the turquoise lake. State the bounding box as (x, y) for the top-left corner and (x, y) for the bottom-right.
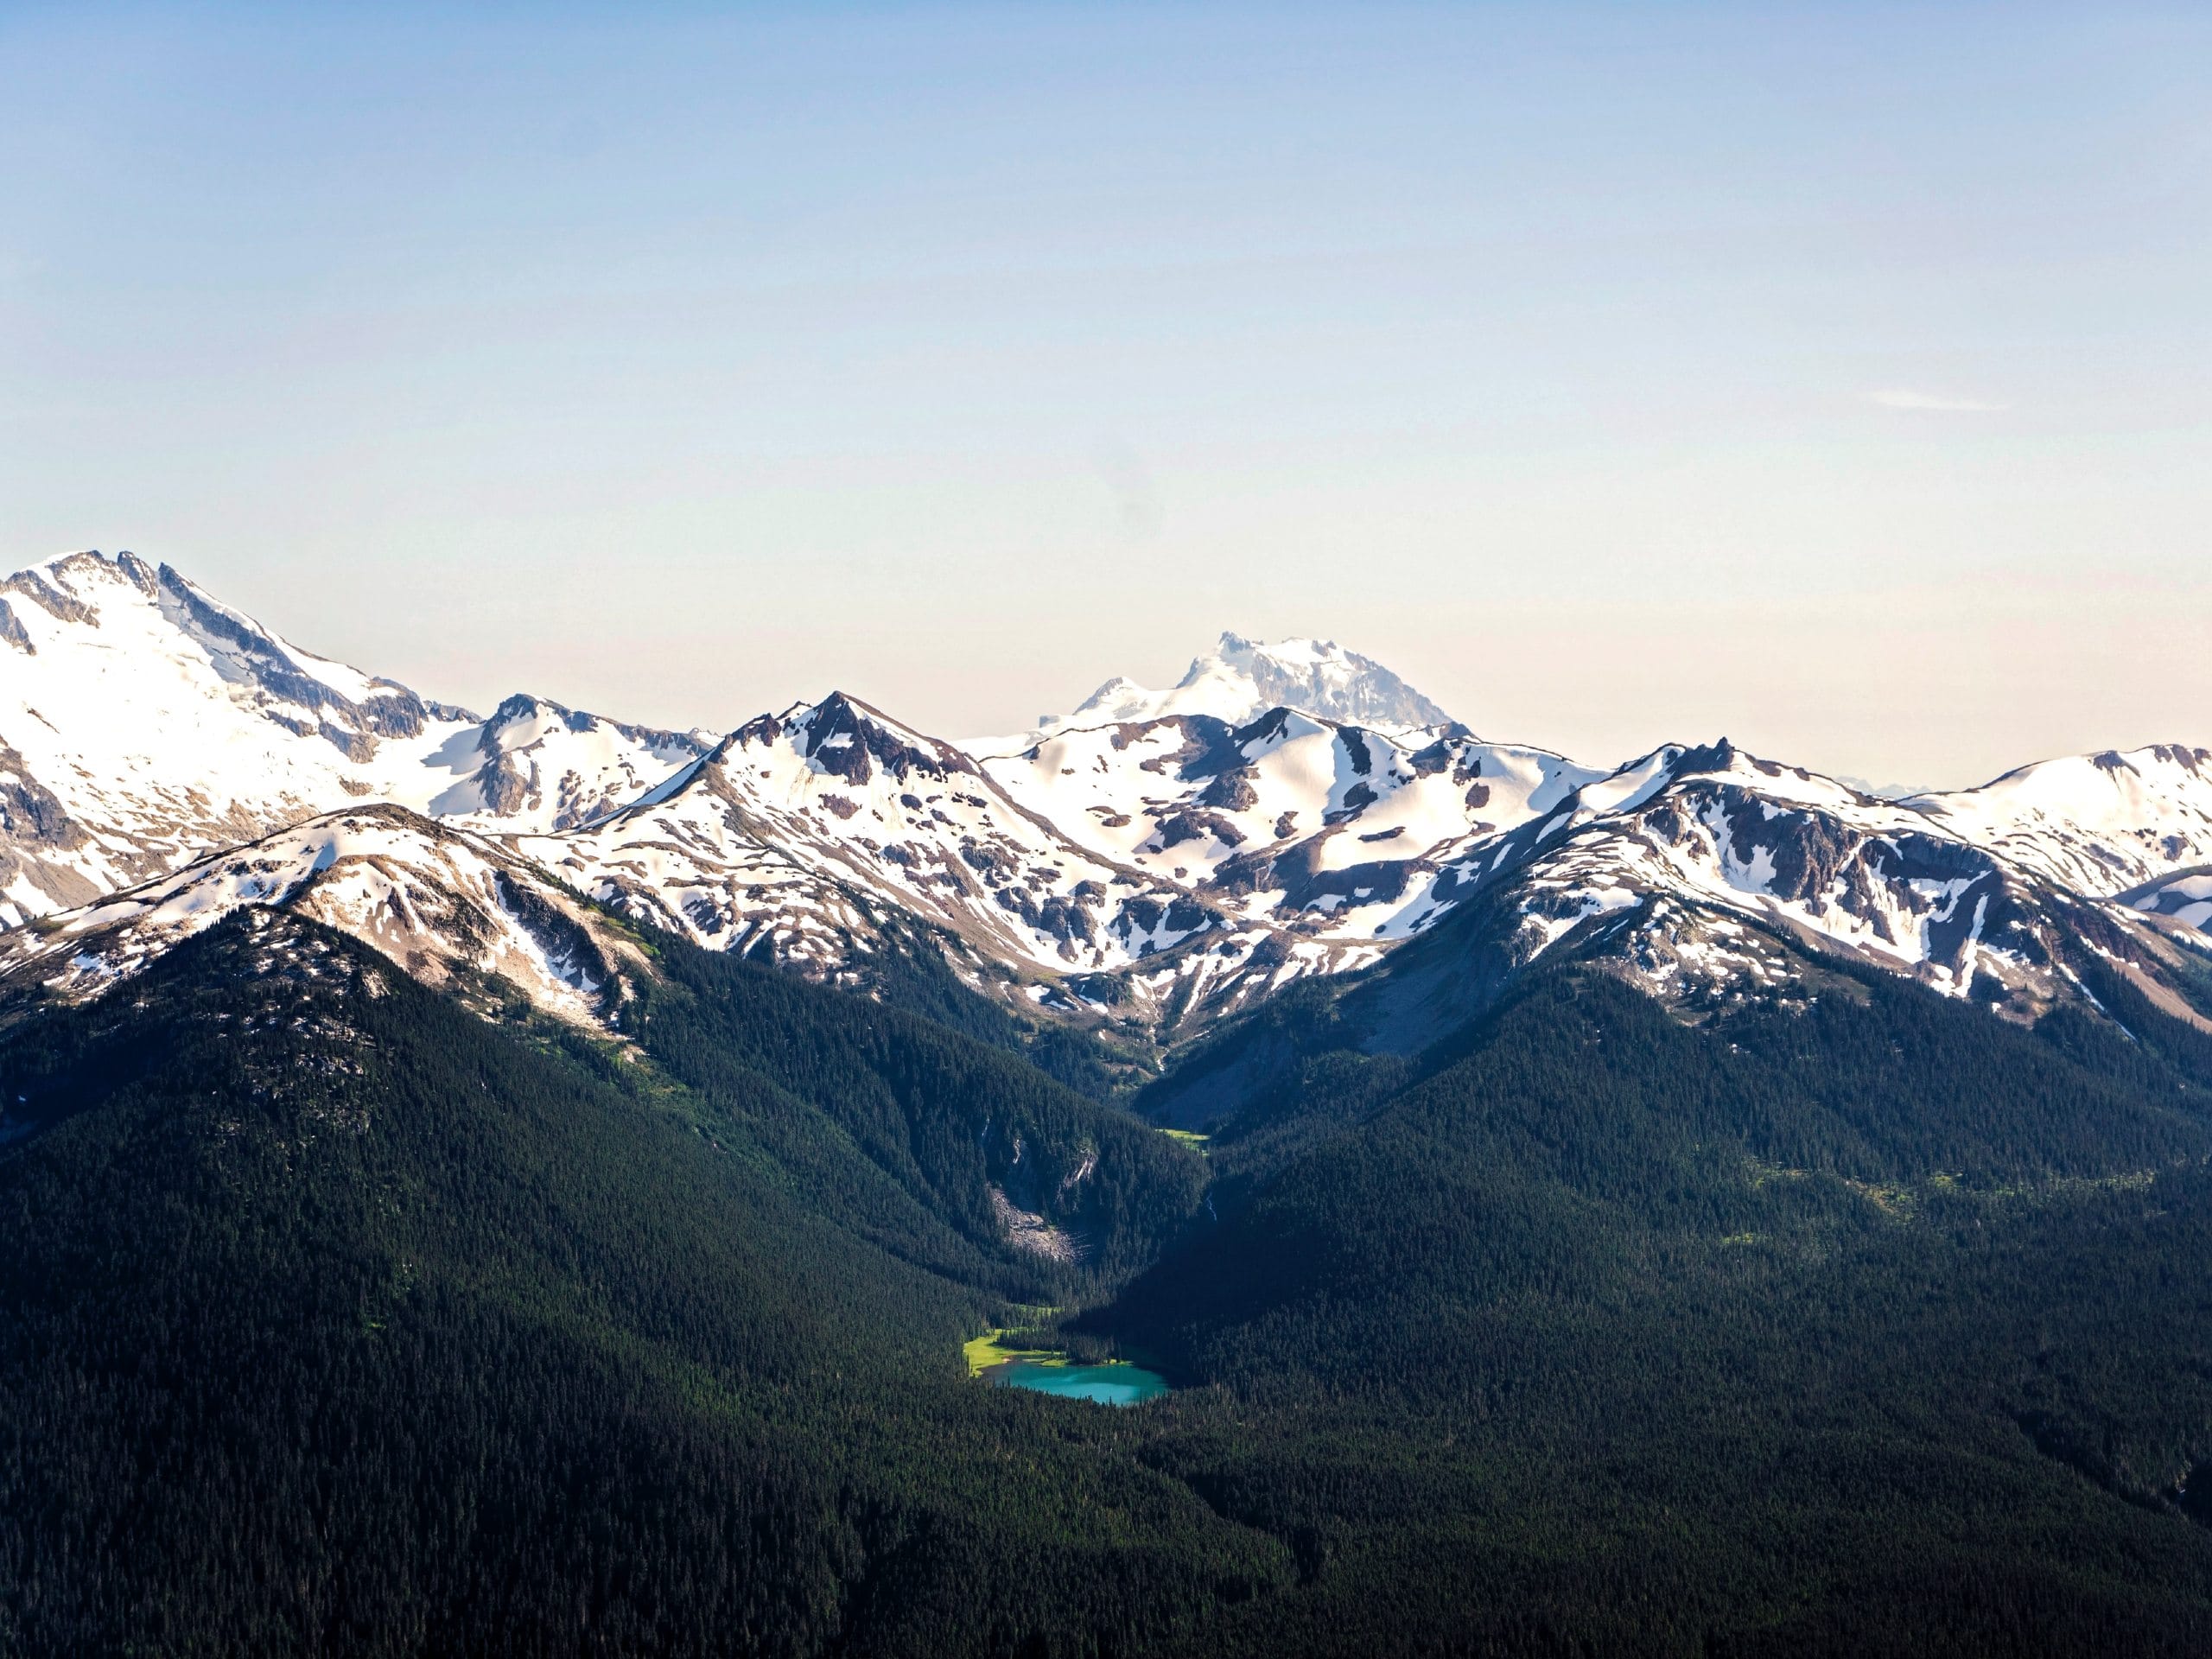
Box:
(987, 1360), (1171, 1406)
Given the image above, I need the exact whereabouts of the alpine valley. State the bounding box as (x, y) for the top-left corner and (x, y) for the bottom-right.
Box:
(8, 550), (2212, 1656)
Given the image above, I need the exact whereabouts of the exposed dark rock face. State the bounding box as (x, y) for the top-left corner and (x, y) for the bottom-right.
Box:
(474, 757), (531, 817)
(961, 840), (1019, 881)
(1228, 709), (1294, 749)
(732, 709), (786, 747)
(1326, 783), (1377, 823)
(317, 722), (378, 764)
(791, 692), (976, 786)
(1264, 837), (1421, 913)
(154, 563), (439, 753)
(1669, 739), (1738, 778)
(1204, 849), (1277, 900)
(993, 885), (1101, 949)
(1195, 768), (1258, 811)
(0, 745), (89, 849)
(1116, 893), (1211, 945)
(1122, 715), (1244, 781)
(2, 569), (100, 626)
(1406, 739), (1452, 777)
(1151, 810), (1245, 852)
(2147, 744), (2212, 775)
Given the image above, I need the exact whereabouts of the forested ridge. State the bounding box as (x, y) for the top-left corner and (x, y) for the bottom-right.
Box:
(3, 901), (2212, 1653)
(1089, 939), (2212, 1652)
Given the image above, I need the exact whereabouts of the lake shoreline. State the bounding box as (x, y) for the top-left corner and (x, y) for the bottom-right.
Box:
(964, 1329), (1173, 1405)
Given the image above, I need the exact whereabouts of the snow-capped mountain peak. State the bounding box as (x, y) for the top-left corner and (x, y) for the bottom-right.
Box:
(755, 690), (976, 785)
(434, 692), (717, 832)
(1035, 632), (1456, 738)
(0, 550), (713, 920)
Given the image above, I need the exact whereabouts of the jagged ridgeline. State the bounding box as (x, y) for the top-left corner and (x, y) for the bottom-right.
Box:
(4, 551), (2212, 1058)
(7, 550), (2212, 1652)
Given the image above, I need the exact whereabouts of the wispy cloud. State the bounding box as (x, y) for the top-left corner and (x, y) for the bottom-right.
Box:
(1866, 388), (2009, 413)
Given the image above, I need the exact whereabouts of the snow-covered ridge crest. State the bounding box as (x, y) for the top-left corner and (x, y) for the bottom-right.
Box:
(1477, 738), (2047, 997)
(530, 688), (1220, 977)
(976, 702), (1605, 950)
(0, 804), (647, 1027)
(1065, 734), (2043, 1037)
(0, 552), (2207, 1049)
(1906, 743), (2212, 898)
(0, 550), (713, 924)
(1396, 734), (2212, 1042)
(147, 558), (467, 755)
(437, 692), (717, 832)
(2120, 866), (2212, 933)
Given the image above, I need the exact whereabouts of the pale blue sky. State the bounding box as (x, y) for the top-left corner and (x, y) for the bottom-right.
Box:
(3, 3), (2208, 784)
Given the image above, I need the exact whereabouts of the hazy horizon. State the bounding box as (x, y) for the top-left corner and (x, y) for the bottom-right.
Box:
(6, 4), (2208, 788)
(3, 543), (2164, 796)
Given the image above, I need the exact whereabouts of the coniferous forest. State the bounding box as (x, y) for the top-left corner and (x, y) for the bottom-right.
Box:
(4, 899), (2212, 1656)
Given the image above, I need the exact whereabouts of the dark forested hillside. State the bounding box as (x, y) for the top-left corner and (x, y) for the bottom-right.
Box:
(1084, 934), (2212, 1653)
(8, 900), (2212, 1655)
(623, 936), (1205, 1287)
(0, 913), (1271, 1655)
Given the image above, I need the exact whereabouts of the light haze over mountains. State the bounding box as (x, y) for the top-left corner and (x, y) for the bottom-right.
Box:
(3, 548), (2209, 1065)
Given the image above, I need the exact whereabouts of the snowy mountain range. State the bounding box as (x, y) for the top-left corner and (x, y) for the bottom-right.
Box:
(3, 549), (2208, 1061)
(0, 551), (713, 923)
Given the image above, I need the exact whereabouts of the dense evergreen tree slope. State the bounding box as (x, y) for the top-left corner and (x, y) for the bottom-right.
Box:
(0, 912), (1274, 1656)
(1087, 911), (2212, 1654)
(620, 931), (1205, 1287)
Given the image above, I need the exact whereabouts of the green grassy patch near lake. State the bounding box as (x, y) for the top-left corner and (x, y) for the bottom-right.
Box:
(964, 1331), (1065, 1376)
